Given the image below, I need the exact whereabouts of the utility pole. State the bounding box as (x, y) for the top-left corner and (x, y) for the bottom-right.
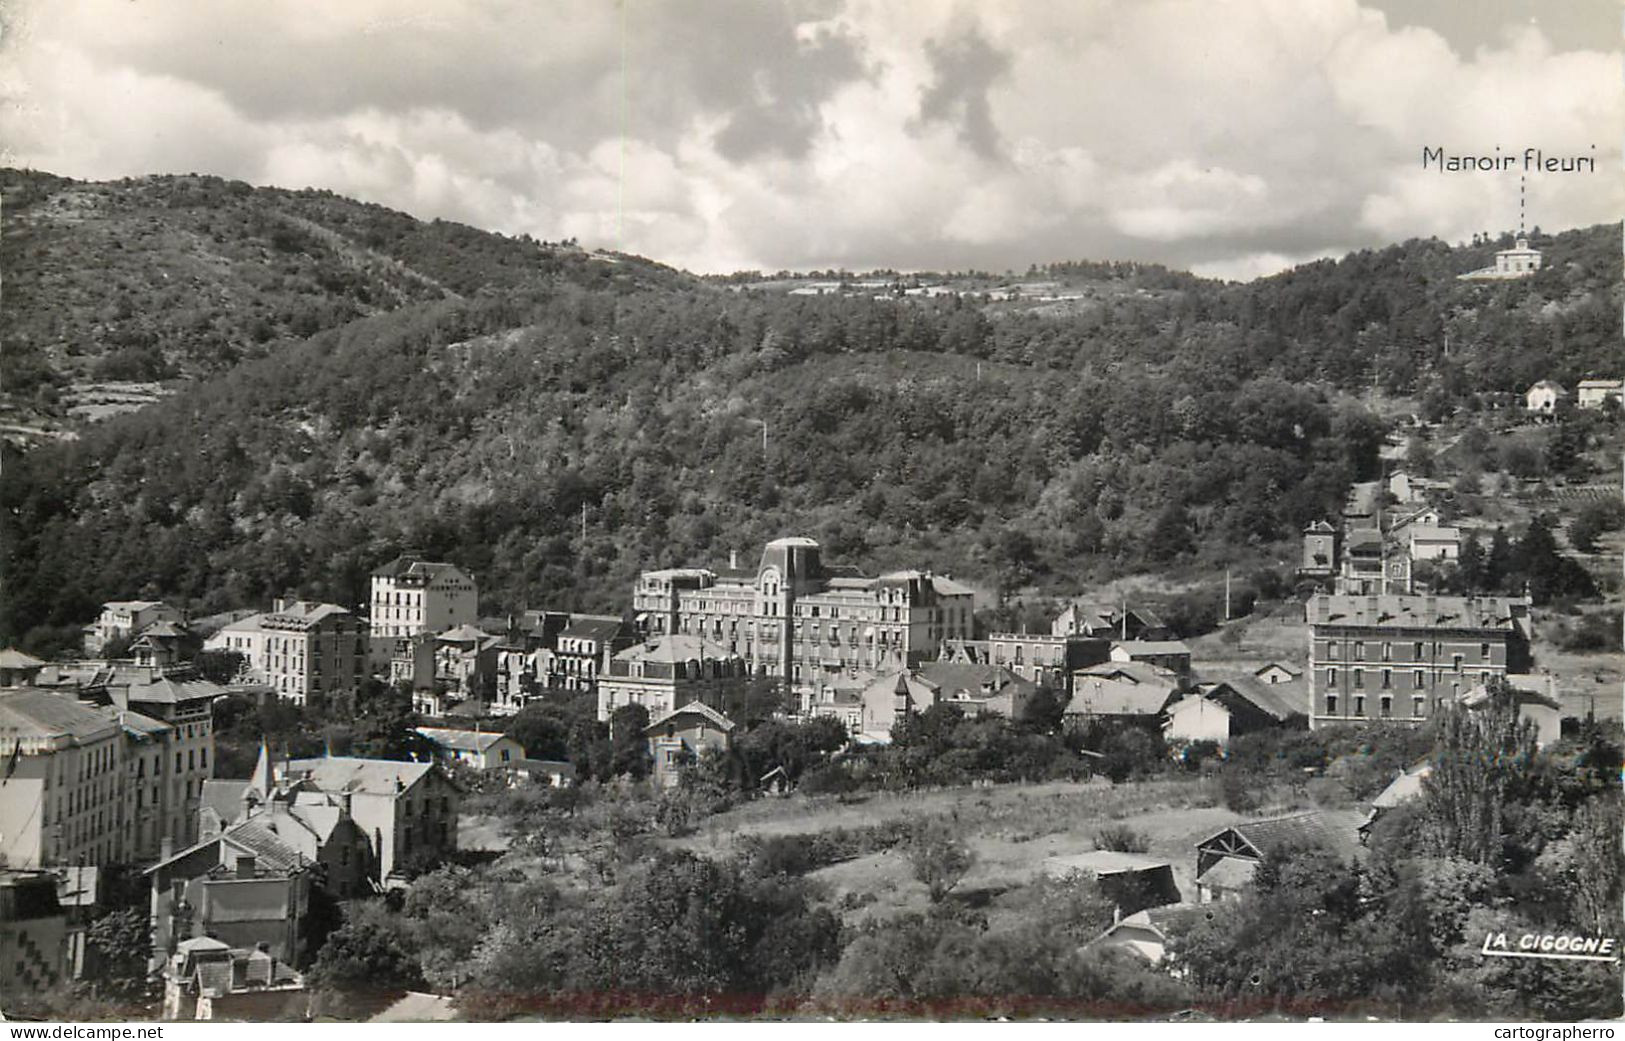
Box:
(1224, 568), (1232, 622)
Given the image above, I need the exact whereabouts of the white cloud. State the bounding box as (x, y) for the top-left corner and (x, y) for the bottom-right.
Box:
(0, 0), (1618, 277)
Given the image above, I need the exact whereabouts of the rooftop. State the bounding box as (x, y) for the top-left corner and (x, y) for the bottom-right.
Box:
(1045, 851), (1172, 877)
(281, 756), (436, 796)
(1308, 593), (1528, 630)
(1112, 640), (1191, 656)
(0, 689), (121, 744)
(1068, 662), (1181, 715)
(1188, 675), (1304, 721)
(0, 648), (48, 671)
(558, 616), (627, 642)
(371, 557), (471, 583)
(917, 661), (1034, 700)
(645, 700), (736, 734)
(415, 726), (514, 753)
(1205, 809), (1368, 864)
(613, 634), (738, 665)
(436, 623), (495, 644)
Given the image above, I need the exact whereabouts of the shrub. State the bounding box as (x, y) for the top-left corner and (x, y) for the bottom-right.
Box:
(905, 822), (976, 903)
(1093, 824), (1150, 853)
(1221, 771), (1261, 813)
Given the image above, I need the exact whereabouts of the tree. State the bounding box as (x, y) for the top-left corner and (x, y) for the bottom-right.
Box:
(505, 702), (573, 761)
(1420, 685), (1539, 866)
(84, 908), (151, 996)
(1567, 499), (1624, 555)
(1484, 526), (1513, 592)
(192, 648), (246, 683)
(1018, 685), (1067, 734)
(1538, 795), (1625, 936)
(1456, 531), (1486, 592)
(1144, 504), (1193, 563)
(307, 902), (425, 993)
(608, 703), (651, 779)
(1544, 422), (1585, 479)
(905, 822), (975, 903)
(1513, 516), (1596, 603)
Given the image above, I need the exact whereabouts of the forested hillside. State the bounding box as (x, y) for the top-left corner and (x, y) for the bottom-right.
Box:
(1, 170), (1619, 653)
(0, 169), (683, 419)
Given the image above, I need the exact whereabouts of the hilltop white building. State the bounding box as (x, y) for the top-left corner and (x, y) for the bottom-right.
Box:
(1458, 238), (1542, 281)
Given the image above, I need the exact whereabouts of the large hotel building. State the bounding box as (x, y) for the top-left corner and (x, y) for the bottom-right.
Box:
(1306, 593), (1532, 729)
(633, 537), (975, 691)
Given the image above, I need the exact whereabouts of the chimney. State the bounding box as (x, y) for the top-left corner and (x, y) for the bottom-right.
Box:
(729, 549), (739, 570)
(236, 854), (257, 879)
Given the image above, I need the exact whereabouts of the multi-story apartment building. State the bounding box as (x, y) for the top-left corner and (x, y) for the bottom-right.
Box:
(596, 635), (751, 721)
(1306, 593), (1532, 729)
(0, 690), (127, 869)
(118, 710), (181, 863)
(83, 601), (184, 655)
(94, 667), (224, 852)
(549, 615), (633, 693)
(205, 600), (368, 708)
(275, 757), (458, 885)
(938, 633), (1109, 692)
(368, 557), (479, 643)
(634, 537), (976, 694)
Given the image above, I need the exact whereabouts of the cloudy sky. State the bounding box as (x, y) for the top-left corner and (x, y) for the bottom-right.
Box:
(1, 0), (1618, 279)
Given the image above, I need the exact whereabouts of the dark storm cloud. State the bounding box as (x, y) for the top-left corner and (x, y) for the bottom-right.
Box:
(911, 23), (1011, 159)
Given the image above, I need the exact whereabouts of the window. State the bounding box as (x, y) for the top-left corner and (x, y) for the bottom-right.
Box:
(1413, 670), (1425, 689)
(1480, 643), (1491, 659)
(1353, 641), (1365, 661)
(1325, 641), (1339, 660)
(1353, 695), (1365, 716)
(1326, 668), (1337, 688)
(1381, 643), (1391, 662)
(1413, 641), (1424, 660)
(1413, 696), (1426, 718)
(1381, 669), (1392, 689)
(1452, 655), (1463, 672)
(1325, 694), (1338, 714)
(1353, 669), (1364, 689)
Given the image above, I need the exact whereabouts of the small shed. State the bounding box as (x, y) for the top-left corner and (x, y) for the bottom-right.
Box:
(1044, 850), (1181, 916)
(759, 765), (792, 797)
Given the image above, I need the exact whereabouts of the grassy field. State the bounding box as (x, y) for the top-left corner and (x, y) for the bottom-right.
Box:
(664, 777), (1279, 928)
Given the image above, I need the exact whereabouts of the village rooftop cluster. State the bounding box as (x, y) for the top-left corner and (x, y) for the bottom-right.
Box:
(0, 473), (1586, 1018)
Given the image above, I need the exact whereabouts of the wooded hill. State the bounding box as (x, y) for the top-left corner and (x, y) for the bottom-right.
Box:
(1, 170), (1619, 653)
(1, 169), (683, 416)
